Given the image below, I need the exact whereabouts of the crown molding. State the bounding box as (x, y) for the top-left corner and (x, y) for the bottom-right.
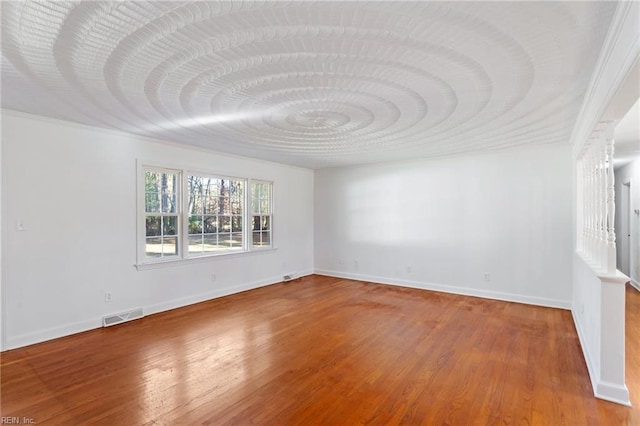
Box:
(570, 1), (640, 158)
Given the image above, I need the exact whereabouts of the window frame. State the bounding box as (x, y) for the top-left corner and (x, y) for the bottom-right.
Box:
(136, 161), (274, 268)
(137, 165), (183, 263)
(250, 179), (274, 250)
(183, 173), (247, 258)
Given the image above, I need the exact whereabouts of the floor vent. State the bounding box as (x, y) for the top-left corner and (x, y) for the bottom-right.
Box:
(283, 273), (296, 282)
(103, 308), (144, 327)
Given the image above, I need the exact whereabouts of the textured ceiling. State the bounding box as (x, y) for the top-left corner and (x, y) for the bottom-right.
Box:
(1, 1), (618, 169)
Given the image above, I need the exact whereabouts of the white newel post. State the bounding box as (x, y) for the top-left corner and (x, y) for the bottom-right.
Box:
(598, 272), (629, 405)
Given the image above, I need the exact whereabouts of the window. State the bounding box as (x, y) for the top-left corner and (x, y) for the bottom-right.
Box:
(144, 168), (180, 258)
(251, 181), (272, 248)
(138, 163), (273, 266)
(187, 176), (244, 254)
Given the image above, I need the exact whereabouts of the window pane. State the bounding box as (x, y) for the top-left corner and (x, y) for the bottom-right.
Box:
(163, 216), (177, 236)
(166, 173), (178, 188)
(262, 231), (271, 246)
(204, 216), (218, 233)
(203, 235), (219, 251)
(232, 216), (242, 232)
(145, 193), (161, 213)
(162, 194), (177, 213)
(218, 180), (228, 197)
(190, 199), (202, 215)
(252, 231), (271, 247)
(203, 196), (219, 214)
(260, 199), (270, 214)
(188, 216), (202, 234)
(231, 232), (243, 248)
(252, 215), (270, 231)
(145, 172), (179, 213)
(188, 195), (202, 215)
(162, 236), (178, 256)
(187, 175), (201, 192)
(145, 171), (161, 192)
(230, 197), (242, 215)
(216, 197), (227, 214)
(146, 170), (179, 214)
(251, 182), (270, 214)
(261, 216), (270, 231)
(218, 233), (232, 247)
(146, 237), (162, 257)
(219, 216), (230, 232)
(146, 216), (161, 237)
(204, 178), (220, 197)
(230, 180), (243, 197)
(187, 176), (202, 214)
(188, 235), (203, 253)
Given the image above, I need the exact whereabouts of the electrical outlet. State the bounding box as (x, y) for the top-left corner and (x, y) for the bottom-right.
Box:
(211, 273), (217, 282)
(406, 266), (412, 273)
(105, 291), (113, 303)
(354, 260), (359, 269)
(483, 272), (491, 282)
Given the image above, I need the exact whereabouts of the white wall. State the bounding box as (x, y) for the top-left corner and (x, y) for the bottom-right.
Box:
(314, 144), (574, 308)
(614, 159), (640, 286)
(1, 110), (314, 349)
(572, 253), (630, 405)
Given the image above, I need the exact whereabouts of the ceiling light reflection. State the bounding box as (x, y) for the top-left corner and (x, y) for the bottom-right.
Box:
(152, 111), (264, 131)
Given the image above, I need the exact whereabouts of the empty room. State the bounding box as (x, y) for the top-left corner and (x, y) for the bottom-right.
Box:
(1, 1), (639, 424)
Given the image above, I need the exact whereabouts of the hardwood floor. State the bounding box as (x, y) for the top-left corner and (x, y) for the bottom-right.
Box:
(626, 283), (640, 419)
(1, 275), (638, 425)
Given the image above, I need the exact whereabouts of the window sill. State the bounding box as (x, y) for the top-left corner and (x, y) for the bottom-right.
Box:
(135, 247), (278, 271)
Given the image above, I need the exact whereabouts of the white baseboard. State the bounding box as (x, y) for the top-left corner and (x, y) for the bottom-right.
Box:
(572, 305), (631, 406)
(630, 279), (640, 292)
(145, 270), (313, 317)
(595, 380), (631, 406)
(314, 269), (572, 310)
(571, 309), (600, 400)
(4, 270), (313, 351)
(5, 318), (101, 350)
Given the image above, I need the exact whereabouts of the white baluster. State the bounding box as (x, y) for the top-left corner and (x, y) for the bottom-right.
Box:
(591, 143), (602, 266)
(576, 121), (620, 275)
(599, 141), (607, 269)
(586, 152), (592, 260)
(586, 151), (595, 260)
(577, 160), (584, 252)
(605, 122), (617, 274)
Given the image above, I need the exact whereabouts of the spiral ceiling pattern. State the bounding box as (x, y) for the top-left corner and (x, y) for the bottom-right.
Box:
(1, 1), (616, 168)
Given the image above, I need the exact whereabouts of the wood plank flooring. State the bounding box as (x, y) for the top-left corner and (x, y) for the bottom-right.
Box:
(1, 275), (638, 425)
